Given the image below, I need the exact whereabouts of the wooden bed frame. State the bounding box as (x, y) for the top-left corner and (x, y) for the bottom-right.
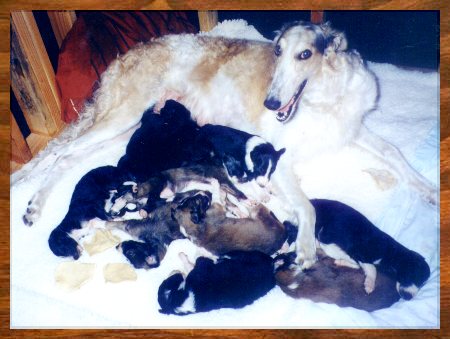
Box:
(10, 10), (323, 172)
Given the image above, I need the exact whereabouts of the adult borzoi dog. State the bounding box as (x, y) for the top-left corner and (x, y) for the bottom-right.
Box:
(14, 21), (437, 269)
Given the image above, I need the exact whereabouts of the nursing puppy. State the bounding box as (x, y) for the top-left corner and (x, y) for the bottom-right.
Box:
(109, 163), (249, 220)
(48, 166), (135, 259)
(158, 250), (275, 315)
(117, 99), (211, 182)
(198, 124), (285, 187)
(105, 202), (185, 269)
(171, 190), (288, 256)
(311, 199), (430, 300)
(274, 250), (400, 311)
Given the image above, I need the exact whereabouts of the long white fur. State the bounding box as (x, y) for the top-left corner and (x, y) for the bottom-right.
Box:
(13, 22), (437, 270)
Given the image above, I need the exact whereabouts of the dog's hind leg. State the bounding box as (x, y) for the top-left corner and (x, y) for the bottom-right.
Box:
(270, 160), (317, 270)
(22, 126), (139, 226)
(355, 126), (438, 206)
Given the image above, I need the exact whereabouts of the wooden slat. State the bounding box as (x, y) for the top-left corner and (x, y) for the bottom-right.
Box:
(25, 132), (51, 156)
(10, 112), (32, 164)
(311, 10), (324, 24)
(47, 10), (76, 47)
(198, 10), (218, 32)
(10, 11), (64, 137)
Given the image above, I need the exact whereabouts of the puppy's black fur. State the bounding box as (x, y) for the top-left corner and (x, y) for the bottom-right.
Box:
(48, 166), (134, 259)
(118, 240), (161, 269)
(311, 199), (430, 300)
(198, 124), (285, 183)
(117, 100), (212, 181)
(158, 251), (276, 315)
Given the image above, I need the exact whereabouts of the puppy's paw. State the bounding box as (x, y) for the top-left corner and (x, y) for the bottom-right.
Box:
(48, 228), (82, 260)
(139, 209), (148, 218)
(334, 259), (360, 269)
(364, 275), (376, 294)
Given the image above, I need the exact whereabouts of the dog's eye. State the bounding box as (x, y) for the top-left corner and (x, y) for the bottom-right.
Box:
(274, 45), (282, 57)
(297, 49), (312, 60)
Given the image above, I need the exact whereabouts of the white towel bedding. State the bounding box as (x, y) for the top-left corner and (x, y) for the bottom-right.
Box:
(10, 20), (439, 328)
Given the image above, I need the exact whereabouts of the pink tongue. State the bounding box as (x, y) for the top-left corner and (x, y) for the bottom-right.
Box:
(278, 95), (296, 113)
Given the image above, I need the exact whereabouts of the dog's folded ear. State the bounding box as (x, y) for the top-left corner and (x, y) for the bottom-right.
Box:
(320, 21), (348, 54)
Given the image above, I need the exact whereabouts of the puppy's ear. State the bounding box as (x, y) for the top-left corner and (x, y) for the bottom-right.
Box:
(320, 21), (347, 53)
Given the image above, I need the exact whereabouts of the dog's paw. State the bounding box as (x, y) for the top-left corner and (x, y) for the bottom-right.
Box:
(294, 246), (317, 270)
(22, 198), (42, 226)
(295, 236), (317, 270)
(48, 228), (82, 260)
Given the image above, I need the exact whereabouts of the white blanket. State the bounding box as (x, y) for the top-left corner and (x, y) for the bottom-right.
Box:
(10, 20), (439, 328)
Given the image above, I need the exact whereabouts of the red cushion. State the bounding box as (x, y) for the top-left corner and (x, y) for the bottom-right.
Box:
(56, 11), (197, 123)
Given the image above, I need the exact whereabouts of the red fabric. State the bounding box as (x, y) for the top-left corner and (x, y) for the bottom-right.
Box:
(56, 11), (197, 123)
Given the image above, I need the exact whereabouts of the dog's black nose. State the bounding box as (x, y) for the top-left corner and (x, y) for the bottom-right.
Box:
(264, 97), (281, 111)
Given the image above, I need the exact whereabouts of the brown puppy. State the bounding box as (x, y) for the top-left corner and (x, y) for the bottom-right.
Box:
(274, 249), (400, 312)
(171, 190), (287, 256)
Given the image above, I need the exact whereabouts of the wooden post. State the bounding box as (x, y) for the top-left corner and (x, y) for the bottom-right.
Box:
(11, 112), (32, 164)
(311, 11), (325, 24)
(47, 11), (77, 47)
(198, 11), (218, 32)
(11, 11), (64, 138)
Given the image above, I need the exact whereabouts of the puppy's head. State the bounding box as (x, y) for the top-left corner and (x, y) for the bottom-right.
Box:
(117, 240), (160, 269)
(396, 251), (431, 300)
(158, 271), (190, 314)
(246, 142), (286, 187)
(172, 190), (212, 224)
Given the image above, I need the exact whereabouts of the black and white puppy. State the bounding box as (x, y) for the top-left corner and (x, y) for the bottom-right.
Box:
(311, 199), (431, 300)
(48, 165), (135, 259)
(198, 124), (285, 188)
(158, 251), (276, 315)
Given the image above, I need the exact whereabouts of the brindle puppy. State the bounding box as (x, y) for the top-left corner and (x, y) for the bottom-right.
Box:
(171, 190), (288, 256)
(274, 249), (400, 312)
(105, 202), (184, 269)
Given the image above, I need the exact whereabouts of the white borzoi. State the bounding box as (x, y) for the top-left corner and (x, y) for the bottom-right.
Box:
(13, 21), (437, 269)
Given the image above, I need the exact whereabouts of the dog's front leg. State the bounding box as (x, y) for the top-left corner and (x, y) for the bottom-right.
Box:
(355, 126), (438, 205)
(270, 160), (317, 270)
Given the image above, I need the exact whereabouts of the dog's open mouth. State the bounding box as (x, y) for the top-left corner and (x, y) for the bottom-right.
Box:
(276, 80), (308, 123)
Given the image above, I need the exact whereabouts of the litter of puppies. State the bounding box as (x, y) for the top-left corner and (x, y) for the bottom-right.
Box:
(47, 100), (430, 314)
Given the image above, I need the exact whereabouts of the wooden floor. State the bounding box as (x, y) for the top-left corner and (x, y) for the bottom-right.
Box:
(0, 0), (449, 338)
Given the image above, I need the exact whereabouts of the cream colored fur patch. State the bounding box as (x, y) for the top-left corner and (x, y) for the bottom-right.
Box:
(83, 229), (121, 256)
(55, 262), (96, 290)
(363, 168), (398, 190)
(103, 263), (137, 283)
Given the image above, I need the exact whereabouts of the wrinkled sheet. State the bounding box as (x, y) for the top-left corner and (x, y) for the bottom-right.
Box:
(11, 20), (439, 328)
